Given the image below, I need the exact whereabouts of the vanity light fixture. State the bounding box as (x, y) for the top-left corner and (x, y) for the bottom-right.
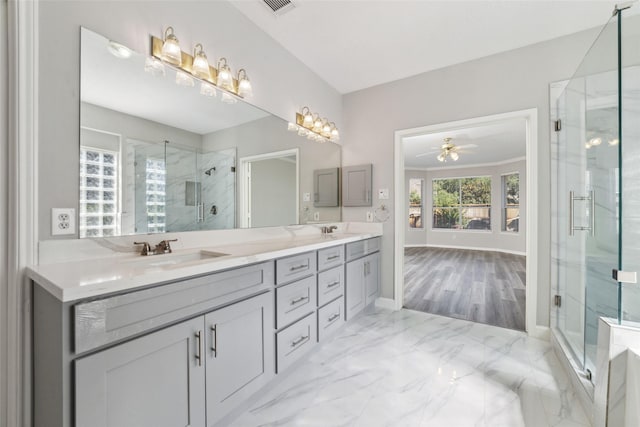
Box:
(236, 69), (253, 98)
(191, 43), (212, 80)
(216, 58), (234, 91)
(160, 27), (182, 66)
(287, 107), (340, 144)
(150, 29), (253, 99)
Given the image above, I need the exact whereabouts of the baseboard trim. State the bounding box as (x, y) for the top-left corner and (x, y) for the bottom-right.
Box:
(404, 244), (526, 256)
(529, 325), (550, 340)
(375, 297), (397, 310)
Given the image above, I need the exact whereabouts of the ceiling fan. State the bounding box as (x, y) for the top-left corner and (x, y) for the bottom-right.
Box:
(415, 137), (477, 162)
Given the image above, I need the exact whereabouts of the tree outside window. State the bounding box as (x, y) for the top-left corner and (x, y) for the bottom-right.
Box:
(432, 177), (491, 230)
(503, 173), (519, 232)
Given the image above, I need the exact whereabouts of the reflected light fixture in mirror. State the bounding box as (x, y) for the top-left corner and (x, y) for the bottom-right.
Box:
(200, 81), (217, 97)
(144, 56), (165, 77)
(161, 26), (182, 66)
(176, 70), (195, 87)
(107, 40), (132, 59)
(287, 106), (340, 143)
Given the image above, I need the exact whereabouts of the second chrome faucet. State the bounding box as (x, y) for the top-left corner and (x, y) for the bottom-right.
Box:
(134, 239), (178, 256)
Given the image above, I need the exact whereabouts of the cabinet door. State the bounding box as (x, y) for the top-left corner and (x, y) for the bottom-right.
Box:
(365, 253), (380, 305)
(205, 292), (274, 426)
(75, 316), (206, 427)
(342, 164), (372, 207)
(346, 258), (365, 320)
(313, 167), (339, 207)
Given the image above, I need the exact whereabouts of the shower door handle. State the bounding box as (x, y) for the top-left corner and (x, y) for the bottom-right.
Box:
(569, 190), (594, 236)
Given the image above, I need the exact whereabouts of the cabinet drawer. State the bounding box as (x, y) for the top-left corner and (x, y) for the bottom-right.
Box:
(346, 237), (380, 261)
(276, 275), (317, 329)
(317, 245), (344, 272)
(276, 313), (317, 373)
(317, 296), (345, 342)
(276, 252), (316, 285)
(317, 266), (344, 307)
(74, 261), (274, 354)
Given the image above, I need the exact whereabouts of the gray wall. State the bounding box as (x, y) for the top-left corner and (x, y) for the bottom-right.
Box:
(342, 26), (602, 327)
(405, 159), (527, 254)
(250, 158), (297, 228)
(38, 0), (341, 239)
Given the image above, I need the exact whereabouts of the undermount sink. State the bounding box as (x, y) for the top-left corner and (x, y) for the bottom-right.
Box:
(127, 250), (229, 268)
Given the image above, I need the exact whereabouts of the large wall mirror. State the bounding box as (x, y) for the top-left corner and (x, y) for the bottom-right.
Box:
(80, 28), (341, 238)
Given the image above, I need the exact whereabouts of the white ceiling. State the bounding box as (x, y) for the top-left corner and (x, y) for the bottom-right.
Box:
(230, 0), (624, 94)
(403, 118), (526, 169)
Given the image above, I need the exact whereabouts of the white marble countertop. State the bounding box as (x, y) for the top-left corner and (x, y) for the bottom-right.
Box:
(27, 223), (382, 303)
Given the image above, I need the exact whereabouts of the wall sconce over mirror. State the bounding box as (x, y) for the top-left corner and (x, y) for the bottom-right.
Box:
(150, 27), (253, 100)
(287, 106), (340, 144)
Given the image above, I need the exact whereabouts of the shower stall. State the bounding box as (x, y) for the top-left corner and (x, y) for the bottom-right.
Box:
(551, 3), (640, 381)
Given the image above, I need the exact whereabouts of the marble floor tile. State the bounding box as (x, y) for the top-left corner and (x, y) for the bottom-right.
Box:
(230, 308), (591, 427)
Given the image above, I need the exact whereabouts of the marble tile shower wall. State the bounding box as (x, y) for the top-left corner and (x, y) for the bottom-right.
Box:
(165, 147), (198, 232)
(199, 149), (236, 230)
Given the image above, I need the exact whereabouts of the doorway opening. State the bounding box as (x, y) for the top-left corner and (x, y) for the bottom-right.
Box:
(394, 109), (539, 334)
(238, 148), (299, 228)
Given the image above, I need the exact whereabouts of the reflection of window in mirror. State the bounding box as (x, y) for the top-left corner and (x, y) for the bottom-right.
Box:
(408, 178), (423, 228)
(145, 158), (167, 233)
(79, 147), (119, 237)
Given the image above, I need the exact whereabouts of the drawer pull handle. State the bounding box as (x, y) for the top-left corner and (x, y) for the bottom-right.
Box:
(290, 296), (309, 306)
(290, 264), (308, 272)
(327, 255), (340, 261)
(210, 325), (217, 358)
(195, 330), (203, 366)
(328, 313), (340, 322)
(291, 335), (309, 348)
(327, 281), (341, 288)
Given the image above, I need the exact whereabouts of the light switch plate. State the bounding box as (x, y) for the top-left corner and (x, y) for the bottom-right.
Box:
(303, 192), (311, 202)
(314, 212), (320, 221)
(366, 211), (374, 222)
(52, 208), (76, 235)
(378, 189), (389, 200)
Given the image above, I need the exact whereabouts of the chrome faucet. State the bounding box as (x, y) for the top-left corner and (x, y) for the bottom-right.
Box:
(321, 225), (338, 235)
(134, 239), (178, 256)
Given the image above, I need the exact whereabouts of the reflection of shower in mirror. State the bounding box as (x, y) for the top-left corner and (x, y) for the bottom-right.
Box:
(204, 167), (216, 176)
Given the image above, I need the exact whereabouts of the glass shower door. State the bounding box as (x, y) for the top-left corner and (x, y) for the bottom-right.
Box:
(555, 14), (621, 379)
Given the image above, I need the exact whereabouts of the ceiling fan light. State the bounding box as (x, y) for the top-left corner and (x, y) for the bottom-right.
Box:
(437, 153), (445, 162)
(450, 151), (459, 161)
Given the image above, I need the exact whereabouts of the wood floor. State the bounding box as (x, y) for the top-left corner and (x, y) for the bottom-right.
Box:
(403, 247), (526, 331)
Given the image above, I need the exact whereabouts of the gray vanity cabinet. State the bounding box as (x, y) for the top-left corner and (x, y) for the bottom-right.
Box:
(75, 316), (206, 427)
(342, 164), (372, 207)
(205, 292), (274, 426)
(345, 238), (381, 320)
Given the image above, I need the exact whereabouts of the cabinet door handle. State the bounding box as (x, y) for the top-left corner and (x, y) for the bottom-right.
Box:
(290, 264), (308, 272)
(290, 335), (309, 348)
(210, 325), (217, 358)
(328, 313), (340, 322)
(327, 280), (341, 288)
(327, 254), (340, 261)
(195, 330), (203, 366)
(290, 295), (309, 306)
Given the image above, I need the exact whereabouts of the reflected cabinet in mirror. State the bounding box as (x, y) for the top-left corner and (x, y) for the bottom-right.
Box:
(80, 28), (341, 237)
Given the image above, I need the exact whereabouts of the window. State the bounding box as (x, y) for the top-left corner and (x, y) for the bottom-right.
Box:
(432, 177), (491, 230)
(145, 158), (166, 233)
(502, 173), (519, 232)
(79, 147), (119, 237)
(408, 178), (423, 228)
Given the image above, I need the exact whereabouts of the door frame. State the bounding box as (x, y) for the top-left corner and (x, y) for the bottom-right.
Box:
(238, 148), (299, 228)
(393, 108), (541, 337)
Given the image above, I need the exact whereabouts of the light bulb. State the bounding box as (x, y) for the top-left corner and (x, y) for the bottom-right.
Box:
(609, 138), (619, 146)
(313, 116), (322, 132)
(216, 58), (234, 91)
(237, 69), (253, 98)
(585, 142), (592, 149)
(589, 137), (602, 146)
(192, 44), (211, 80)
(322, 120), (331, 136)
(450, 152), (459, 161)
(161, 27), (182, 66)
(437, 153), (445, 162)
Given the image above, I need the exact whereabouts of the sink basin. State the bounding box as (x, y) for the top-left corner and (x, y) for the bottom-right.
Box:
(127, 250), (229, 268)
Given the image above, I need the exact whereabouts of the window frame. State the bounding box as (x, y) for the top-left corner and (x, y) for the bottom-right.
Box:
(501, 172), (520, 233)
(79, 146), (120, 238)
(408, 178), (424, 229)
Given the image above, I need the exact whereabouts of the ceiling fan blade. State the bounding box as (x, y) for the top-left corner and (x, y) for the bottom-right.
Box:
(454, 143), (478, 150)
(415, 150), (440, 158)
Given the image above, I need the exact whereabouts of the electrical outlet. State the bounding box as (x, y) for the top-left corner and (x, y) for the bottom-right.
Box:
(366, 211), (374, 222)
(314, 212), (320, 221)
(303, 192), (311, 202)
(52, 208), (76, 235)
(378, 188), (389, 200)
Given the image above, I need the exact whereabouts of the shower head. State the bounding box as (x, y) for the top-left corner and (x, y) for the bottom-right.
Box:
(204, 167), (216, 176)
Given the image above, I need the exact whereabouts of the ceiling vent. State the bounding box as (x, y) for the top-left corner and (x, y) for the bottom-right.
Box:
(262, 0), (295, 16)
